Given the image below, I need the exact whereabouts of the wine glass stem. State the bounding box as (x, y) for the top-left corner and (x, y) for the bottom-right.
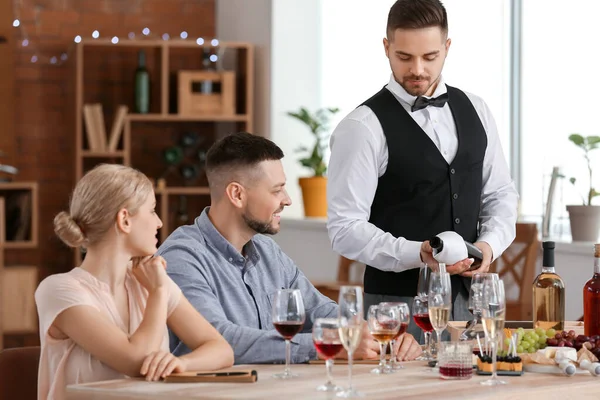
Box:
(424, 331), (431, 357)
(325, 358), (334, 385)
(490, 337), (497, 380)
(389, 340), (396, 366)
(435, 329), (443, 355)
(348, 351), (354, 391)
(284, 339), (291, 375)
(379, 341), (387, 371)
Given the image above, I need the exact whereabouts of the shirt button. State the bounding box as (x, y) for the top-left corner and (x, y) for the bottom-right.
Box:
(455, 218), (461, 224)
(450, 168), (456, 174)
(228, 257), (233, 262)
(453, 193), (459, 200)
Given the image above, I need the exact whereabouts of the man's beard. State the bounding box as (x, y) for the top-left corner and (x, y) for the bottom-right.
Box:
(400, 73), (440, 97)
(243, 213), (278, 235)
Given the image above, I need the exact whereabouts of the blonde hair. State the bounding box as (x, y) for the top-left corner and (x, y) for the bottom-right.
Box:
(54, 164), (154, 248)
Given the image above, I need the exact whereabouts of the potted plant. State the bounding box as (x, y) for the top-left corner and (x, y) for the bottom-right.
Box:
(564, 134), (600, 241)
(287, 106), (339, 217)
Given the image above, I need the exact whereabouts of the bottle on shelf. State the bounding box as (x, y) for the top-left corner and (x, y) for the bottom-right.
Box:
(134, 50), (150, 114)
(533, 241), (565, 331)
(201, 48), (214, 94)
(584, 244), (600, 336)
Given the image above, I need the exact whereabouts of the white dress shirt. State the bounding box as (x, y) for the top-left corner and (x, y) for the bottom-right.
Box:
(326, 74), (519, 273)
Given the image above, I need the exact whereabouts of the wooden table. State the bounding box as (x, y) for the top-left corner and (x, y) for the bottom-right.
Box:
(66, 361), (600, 400)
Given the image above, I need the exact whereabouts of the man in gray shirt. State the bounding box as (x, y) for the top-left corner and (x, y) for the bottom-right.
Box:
(158, 132), (422, 364)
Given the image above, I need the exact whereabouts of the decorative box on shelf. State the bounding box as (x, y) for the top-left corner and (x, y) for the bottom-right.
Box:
(178, 70), (236, 116)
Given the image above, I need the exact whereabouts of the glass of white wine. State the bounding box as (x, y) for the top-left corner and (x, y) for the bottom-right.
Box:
(481, 278), (506, 386)
(428, 271), (452, 356)
(337, 285), (364, 398)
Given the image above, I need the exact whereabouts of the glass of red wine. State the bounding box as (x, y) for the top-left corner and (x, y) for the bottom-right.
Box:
(272, 289), (306, 379)
(412, 295), (434, 361)
(380, 302), (410, 371)
(313, 318), (344, 392)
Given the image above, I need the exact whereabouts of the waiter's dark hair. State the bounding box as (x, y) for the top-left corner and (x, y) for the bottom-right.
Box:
(386, 0), (448, 39)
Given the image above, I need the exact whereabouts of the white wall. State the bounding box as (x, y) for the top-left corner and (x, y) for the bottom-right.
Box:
(216, 0), (272, 138)
(271, 0), (322, 218)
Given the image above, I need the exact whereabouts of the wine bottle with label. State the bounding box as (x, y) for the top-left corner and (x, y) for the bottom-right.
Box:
(533, 241), (565, 331)
(584, 244), (600, 336)
(429, 235), (483, 267)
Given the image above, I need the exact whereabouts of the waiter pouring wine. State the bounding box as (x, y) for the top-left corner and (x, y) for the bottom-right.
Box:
(326, 0), (518, 341)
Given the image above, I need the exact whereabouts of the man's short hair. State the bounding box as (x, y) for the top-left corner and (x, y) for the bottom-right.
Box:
(387, 0), (448, 39)
(205, 132), (284, 194)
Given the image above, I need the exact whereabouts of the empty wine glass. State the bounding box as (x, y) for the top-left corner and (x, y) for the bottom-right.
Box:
(462, 273), (499, 341)
(313, 318), (344, 392)
(428, 271), (452, 356)
(337, 286), (364, 398)
(367, 304), (400, 374)
(416, 263), (432, 298)
(272, 289), (305, 379)
(412, 296), (434, 361)
(480, 278), (507, 386)
(379, 302), (410, 370)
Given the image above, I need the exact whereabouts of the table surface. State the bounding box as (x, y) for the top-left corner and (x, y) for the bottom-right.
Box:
(66, 360), (600, 400)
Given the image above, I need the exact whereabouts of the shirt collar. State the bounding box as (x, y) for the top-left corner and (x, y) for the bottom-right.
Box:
(196, 207), (260, 266)
(386, 73), (448, 108)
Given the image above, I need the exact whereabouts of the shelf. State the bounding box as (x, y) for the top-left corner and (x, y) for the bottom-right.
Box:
(0, 182), (37, 191)
(81, 151), (126, 158)
(157, 186), (210, 195)
(127, 114), (249, 122)
(80, 39), (253, 49)
(2, 241), (36, 250)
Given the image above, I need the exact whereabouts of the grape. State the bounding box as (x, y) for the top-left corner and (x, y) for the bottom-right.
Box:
(527, 347), (536, 353)
(517, 345), (524, 353)
(504, 338), (512, 347)
(521, 341), (530, 350)
(535, 327), (545, 336)
(555, 333), (563, 340)
(546, 328), (556, 337)
(538, 336), (548, 345)
(530, 332), (540, 341)
(547, 338), (558, 346)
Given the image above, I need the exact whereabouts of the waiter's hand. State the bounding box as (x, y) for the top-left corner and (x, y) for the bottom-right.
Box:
(420, 241), (472, 275)
(460, 241), (493, 277)
(392, 333), (423, 361)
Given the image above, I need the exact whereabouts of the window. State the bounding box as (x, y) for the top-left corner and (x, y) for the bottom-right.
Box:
(320, 0), (511, 160)
(521, 0), (600, 234)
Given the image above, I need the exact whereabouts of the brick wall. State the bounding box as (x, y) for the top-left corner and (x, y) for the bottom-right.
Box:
(6, 0), (216, 278)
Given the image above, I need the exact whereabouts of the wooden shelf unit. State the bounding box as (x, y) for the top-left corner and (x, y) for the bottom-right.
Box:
(0, 182), (40, 348)
(74, 39), (254, 263)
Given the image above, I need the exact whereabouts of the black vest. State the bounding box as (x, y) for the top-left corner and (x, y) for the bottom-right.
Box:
(362, 86), (487, 300)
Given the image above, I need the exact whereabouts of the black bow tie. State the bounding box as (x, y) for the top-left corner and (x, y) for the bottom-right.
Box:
(411, 92), (449, 112)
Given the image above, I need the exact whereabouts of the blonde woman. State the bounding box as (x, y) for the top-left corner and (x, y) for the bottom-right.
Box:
(35, 164), (233, 400)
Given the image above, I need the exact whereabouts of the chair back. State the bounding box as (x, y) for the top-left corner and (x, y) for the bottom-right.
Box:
(0, 346), (41, 400)
(489, 223), (540, 321)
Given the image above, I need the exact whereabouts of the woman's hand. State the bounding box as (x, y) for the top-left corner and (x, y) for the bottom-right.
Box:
(132, 255), (168, 292)
(140, 351), (188, 381)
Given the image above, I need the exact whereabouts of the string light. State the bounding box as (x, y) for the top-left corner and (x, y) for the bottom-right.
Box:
(10, 5), (222, 67)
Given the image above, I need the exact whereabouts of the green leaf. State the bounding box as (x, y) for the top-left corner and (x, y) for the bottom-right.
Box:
(588, 136), (600, 145)
(569, 133), (585, 146)
(569, 177), (577, 185)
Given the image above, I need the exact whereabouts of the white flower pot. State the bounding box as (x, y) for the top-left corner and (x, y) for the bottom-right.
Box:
(566, 205), (600, 242)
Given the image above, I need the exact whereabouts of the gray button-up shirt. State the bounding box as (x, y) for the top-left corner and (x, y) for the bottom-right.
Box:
(158, 208), (338, 364)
